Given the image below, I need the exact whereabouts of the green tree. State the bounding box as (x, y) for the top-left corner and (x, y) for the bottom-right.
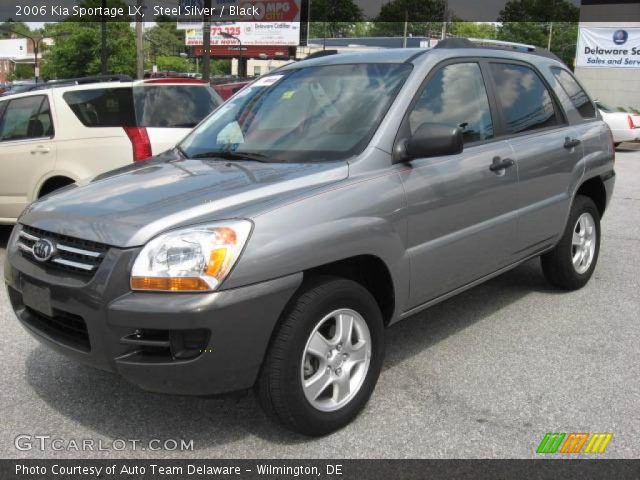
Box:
(449, 22), (498, 40)
(0, 20), (31, 38)
(498, 0), (579, 67)
(372, 0), (446, 37)
(146, 15), (185, 57)
(148, 55), (190, 72)
(309, 0), (364, 38)
(40, 22), (136, 79)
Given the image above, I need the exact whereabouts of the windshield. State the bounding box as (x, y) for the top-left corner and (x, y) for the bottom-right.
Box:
(179, 63), (412, 163)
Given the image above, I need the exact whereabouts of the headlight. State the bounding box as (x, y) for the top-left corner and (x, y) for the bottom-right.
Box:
(130, 220), (252, 292)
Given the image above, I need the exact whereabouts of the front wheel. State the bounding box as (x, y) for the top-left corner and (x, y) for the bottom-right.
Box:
(255, 276), (384, 436)
(541, 195), (601, 290)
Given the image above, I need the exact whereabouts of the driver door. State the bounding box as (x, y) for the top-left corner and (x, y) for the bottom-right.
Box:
(397, 61), (520, 308)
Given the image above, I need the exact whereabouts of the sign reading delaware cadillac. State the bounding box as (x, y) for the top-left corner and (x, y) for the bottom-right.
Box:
(577, 27), (640, 68)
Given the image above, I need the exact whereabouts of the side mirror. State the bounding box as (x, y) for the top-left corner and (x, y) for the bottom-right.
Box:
(395, 123), (464, 162)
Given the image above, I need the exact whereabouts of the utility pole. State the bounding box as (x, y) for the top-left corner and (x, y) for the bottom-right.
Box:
(402, 9), (408, 48)
(135, 0), (144, 79)
(441, 0), (449, 40)
(548, 22), (554, 50)
(201, 0), (212, 81)
(101, 0), (107, 75)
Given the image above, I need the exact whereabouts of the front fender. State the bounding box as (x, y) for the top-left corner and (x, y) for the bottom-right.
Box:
(222, 171), (410, 321)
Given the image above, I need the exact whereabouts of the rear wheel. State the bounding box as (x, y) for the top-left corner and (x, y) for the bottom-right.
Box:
(255, 276), (384, 436)
(541, 195), (600, 290)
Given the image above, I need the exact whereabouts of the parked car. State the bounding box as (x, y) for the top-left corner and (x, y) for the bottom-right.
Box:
(211, 77), (251, 100)
(0, 76), (222, 223)
(595, 101), (639, 145)
(0, 79), (38, 97)
(5, 39), (615, 436)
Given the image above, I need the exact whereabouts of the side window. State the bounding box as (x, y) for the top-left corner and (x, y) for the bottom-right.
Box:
(551, 67), (596, 119)
(63, 88), (136, 127)
(36, 97), (54, 137)
(490, 63), (559, 135)
(0, 95), (48, 142)
(409, 62), (494, 144)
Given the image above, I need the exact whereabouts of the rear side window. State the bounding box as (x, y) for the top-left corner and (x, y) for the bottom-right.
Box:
(409, 62), (494, 144)
(134, 85), (221, 128)
(0, 95), (52, 142)
(551, 67), (596, 119)
(63, 88), (136, 127)
(490, 63), (559, 135)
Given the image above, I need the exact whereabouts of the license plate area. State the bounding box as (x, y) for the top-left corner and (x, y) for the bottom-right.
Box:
(22, 281), (53, 318)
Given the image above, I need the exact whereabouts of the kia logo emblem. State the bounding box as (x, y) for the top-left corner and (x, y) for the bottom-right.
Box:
(32, 239), (55, 262)
(613, 30), (628, 45)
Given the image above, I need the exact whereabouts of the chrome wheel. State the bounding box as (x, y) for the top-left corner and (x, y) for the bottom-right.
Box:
(572, 212), (596, 274)
(301, 308), (371, 412)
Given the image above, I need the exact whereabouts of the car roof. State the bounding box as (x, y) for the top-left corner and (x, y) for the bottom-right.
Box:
(0, 79), (210, 100)
(282, 39), (564, 71)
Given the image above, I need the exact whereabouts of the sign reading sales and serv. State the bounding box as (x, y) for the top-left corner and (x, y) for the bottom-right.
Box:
(178, 0), (306, 47)
(576, 26), (640, 68)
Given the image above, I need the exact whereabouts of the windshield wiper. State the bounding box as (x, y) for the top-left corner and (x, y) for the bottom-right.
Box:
(189, 150), (270, 162)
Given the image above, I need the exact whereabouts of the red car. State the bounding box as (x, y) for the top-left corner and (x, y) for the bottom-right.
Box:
(211, 78), (251, 100)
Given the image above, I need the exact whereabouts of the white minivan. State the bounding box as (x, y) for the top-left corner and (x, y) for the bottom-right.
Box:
(0, 77), (222, 224)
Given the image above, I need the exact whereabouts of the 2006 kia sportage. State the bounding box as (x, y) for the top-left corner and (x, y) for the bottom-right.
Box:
(5, 39), (615, 436)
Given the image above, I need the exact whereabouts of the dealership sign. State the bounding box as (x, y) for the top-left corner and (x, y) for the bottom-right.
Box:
(576, 26), (640, 68)
(179, 0), (306, 47)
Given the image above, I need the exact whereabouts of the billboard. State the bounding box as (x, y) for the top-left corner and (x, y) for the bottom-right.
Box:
(180, 0), (306, 46)
(576, 26), (640, 68)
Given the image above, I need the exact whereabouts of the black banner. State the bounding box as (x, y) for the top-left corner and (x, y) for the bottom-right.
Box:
(0, 0), (639, 23)
(2, 459), (640, 480)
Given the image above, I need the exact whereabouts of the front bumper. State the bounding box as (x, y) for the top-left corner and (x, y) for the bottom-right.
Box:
(4, 225), (302, 395)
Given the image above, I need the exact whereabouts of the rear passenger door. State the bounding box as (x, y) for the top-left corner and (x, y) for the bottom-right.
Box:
(489, 60), (582, 259)
(398, 61), (520, 308)
(0, 95), (56, 221)
(487, 61), (582, 256)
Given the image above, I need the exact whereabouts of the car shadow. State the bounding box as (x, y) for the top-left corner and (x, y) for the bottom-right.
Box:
(24, 258), (553, 448)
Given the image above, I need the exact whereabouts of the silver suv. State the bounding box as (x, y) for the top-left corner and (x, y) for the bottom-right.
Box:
(5, 39), (615, 436)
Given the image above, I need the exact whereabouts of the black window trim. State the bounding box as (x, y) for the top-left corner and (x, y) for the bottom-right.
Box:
(549, 65), (598, 123)
(393, 57), (502, 161)
(0, 94), (54, 143)
(483, 59), (569, 141)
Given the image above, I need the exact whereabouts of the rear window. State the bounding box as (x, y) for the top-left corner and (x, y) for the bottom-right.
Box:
(63, 88), (136, 127)
(551, 67), (596, 119)
(63, 85), (220, 128)
(134, 85), (220, 128)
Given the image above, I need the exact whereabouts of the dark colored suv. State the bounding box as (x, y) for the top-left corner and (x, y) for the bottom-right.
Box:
(5, 39), (615, 436)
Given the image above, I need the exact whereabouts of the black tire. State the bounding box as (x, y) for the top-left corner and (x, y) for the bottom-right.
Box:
(541, 195), (601, 290)
(255, 276), (384, 436)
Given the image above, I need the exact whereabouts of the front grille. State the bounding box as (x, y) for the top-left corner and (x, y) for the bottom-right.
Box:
(23, 307), (91, 352)
(17, 226), (108, 275)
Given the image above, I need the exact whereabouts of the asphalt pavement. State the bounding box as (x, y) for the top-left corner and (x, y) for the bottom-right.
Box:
(1, 149), (639, 459)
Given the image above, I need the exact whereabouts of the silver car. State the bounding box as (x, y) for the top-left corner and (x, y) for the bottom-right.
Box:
(5, 39), (615, 435)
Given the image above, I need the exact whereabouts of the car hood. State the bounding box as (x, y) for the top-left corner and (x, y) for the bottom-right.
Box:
(20, 153), (348, 247)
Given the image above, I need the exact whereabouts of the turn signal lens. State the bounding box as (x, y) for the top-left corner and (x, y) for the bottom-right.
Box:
(131, 277), (210, 291)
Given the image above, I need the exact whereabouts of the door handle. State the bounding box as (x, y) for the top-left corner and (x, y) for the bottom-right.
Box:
(489, 157), (515, 172)
(564, 137), (581, 149)
(30, 145), (50, 155)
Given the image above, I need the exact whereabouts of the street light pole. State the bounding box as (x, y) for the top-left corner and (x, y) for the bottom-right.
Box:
(220, 32), (244, 77)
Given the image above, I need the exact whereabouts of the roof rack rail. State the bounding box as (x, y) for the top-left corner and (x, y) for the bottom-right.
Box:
(303, 49), (339, 60)
(435, 37), (563, 63)
(28, 74), (133, 92)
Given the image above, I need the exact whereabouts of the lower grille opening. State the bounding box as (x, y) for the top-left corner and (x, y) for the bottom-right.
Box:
(121, 329), (209, 360)
(23, 307), (91, 352)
